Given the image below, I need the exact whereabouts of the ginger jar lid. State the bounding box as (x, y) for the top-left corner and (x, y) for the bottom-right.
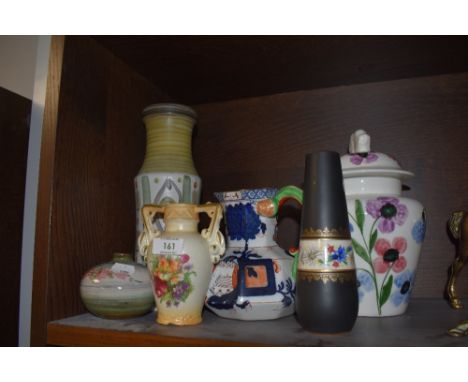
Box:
(340, 130), (414, 181)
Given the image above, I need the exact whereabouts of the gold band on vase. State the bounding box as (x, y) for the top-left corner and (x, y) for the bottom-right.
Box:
(301, 227), (350, 240)
(297, 269), (356, 284)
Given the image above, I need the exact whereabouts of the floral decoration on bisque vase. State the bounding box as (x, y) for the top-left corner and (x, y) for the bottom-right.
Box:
(151, 254), (196, 308)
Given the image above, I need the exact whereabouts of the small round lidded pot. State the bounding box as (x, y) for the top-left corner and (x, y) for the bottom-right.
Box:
(342, 130), (426, 316)
(80, 253), (154, 319)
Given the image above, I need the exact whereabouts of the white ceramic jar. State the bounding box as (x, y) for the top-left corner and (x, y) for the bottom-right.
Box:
(342, 130), (426, 316)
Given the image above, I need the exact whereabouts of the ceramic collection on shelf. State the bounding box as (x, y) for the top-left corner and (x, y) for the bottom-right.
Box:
(342, 130), (426, 316)
(93, 109), (425, 331)
(138, 203), (225, 325)
(80, 253), (154, 319)
(205, 188), (296, 321)
(134, 103), (201, 265)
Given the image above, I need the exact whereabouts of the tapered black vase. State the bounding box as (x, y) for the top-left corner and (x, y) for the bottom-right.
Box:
(296, 151), (358, 333)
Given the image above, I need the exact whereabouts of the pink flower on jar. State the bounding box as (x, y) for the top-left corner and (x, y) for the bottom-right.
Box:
(114, 271), (129, 280)
(349, 152), (378, 165)
(179, 254), (190, 264)
(96, 268), (113, 280)
(366, 197), (408, 233)
(373, 237), (408, 273)
(373, 256), (389, 273)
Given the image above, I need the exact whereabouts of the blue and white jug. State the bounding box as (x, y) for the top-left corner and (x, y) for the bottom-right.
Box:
(205, 188), (295, 320)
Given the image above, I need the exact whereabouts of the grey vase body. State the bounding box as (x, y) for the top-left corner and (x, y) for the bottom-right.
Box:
(296, 151), (358, 333)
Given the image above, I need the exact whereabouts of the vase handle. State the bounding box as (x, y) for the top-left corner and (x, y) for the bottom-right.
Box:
(196, 203), (226, 264)
(256, 185), (303, 218)
(138, 205), (165, 263)
(257, 186), (303, 279)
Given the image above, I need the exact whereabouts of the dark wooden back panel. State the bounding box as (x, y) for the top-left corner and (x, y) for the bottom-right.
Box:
(193, 72), (468, 299)
(0, 87), (31, 346)
(95, 36), (468, 105)
(32, 36), (170, 345)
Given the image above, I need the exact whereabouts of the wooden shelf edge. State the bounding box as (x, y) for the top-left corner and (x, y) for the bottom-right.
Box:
(47, 322), (264, 347)
(46, 300), (468, 347)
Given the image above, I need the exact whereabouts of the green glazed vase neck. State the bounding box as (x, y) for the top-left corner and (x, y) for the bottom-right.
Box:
(112, 253), (133, 263)
(140, 114), (198, 175)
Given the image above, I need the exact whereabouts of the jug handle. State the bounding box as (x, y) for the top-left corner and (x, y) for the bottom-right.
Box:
(138, 205), (165, 263)
(257, 185), (303, 280)
(195, 203), (226, 264)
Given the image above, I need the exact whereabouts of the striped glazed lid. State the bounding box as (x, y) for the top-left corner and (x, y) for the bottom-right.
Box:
(142, 103), (197, 120)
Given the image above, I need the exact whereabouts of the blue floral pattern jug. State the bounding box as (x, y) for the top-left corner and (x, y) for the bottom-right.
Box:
(205, 188), (295, 320)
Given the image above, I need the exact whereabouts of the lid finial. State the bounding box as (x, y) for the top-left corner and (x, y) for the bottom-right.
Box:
(349, 129), (371, 154)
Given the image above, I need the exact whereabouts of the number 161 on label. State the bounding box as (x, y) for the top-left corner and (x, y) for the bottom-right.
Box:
(152, 238), (184, 255)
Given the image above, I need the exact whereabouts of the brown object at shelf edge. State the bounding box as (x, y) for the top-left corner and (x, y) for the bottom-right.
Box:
(31, 35), (65, 346)
(47, 322), (264, 347)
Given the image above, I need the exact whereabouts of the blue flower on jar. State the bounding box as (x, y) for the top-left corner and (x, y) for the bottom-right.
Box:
(357, 270), (374, 302)
(225, 203), (266, 243)
(412, 219), (426, 244)
(330, 246), (347, 262)
(390, 270), (415, 307)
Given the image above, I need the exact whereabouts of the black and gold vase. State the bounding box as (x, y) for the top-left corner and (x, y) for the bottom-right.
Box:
(296, 151), (358, 333)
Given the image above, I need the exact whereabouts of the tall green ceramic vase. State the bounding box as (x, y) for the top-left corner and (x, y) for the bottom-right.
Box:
(134, 104), (201, 264)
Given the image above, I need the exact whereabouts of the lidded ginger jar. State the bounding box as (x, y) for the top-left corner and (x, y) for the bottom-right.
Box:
(342, 130), (426, 316)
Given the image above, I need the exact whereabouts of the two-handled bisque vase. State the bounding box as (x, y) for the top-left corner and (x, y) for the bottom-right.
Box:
(139, 203), (225, 325)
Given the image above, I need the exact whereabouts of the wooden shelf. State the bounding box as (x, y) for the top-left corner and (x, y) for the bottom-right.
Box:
(31, 36), (468, 346)
(47, 299), (468, 346)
